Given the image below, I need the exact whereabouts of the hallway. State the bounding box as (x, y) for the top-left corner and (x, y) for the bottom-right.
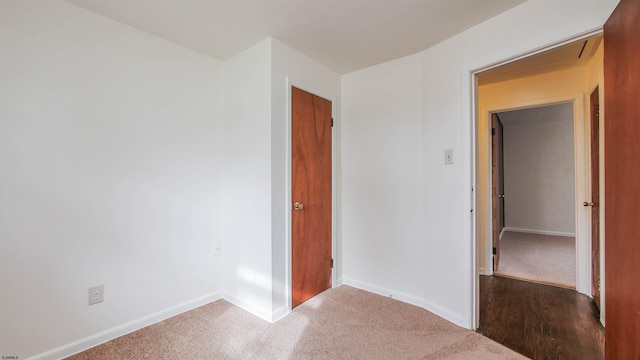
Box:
(477, 275), (604, 359)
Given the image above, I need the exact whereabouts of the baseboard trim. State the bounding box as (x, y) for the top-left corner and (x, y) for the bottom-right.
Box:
(271, 305), (289, 323)
(31, 291), (223, 360)
(503, 227), (575, 237)
(222, 292), (274, 323)
(342, 278), (464, 327)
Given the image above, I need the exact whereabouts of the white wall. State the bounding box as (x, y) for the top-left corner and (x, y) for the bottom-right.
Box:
(1, 8), (338, 357)
(341, 0), (618, 328)
(501, 104), (576, 235)
(0, 1), (225, 358)
(342, 55), (426, 306)
(222, 39), (274, 320)
(270, 38), (342, 317)
(221, 38), (342, 322)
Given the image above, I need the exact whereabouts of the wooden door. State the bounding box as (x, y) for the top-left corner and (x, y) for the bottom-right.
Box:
(588, 87), (600, 310)
(491, 113), (505, 271)
(604, 0), (640, 358)
(291, 87), (332, 308)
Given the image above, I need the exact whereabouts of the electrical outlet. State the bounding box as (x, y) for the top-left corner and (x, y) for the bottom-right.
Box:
(214, 243), (222, 256)
(88, 285), (104, 305)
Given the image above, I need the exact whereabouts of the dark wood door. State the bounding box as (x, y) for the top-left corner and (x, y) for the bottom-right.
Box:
(604, 1), (640, 358)
(291, 87), (332, 308)
(589, 87), (600, 310)
(491, 113), (505, 271)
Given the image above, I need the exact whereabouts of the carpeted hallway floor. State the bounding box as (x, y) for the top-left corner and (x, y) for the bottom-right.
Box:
(67, 286), (525, 359)
(495, 231), (575, 288)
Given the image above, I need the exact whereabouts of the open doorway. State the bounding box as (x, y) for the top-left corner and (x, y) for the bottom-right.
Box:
(474, 33), (603, 297)
(492, 103), (577, 289)
(472, 33), (606, 357)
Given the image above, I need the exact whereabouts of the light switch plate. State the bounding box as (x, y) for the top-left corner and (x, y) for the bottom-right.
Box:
(444, 149), (454, 165)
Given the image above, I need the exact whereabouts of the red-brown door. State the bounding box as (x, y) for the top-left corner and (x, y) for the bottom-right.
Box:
(491, 113), (505, 271)
(588, 87), (600, 310)
(604, 0), (640, 358)
(291, 87), (332, 308)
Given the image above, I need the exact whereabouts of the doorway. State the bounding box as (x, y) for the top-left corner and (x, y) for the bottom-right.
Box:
(472, 33), (604, 332)
(474, 33), (602, 295)
(491, 103), (577, 289)
(473, 34), (605, 357)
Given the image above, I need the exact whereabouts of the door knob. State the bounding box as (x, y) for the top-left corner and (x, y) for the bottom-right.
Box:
(293, 202), (304, 210)
(583, 201), (594, 207)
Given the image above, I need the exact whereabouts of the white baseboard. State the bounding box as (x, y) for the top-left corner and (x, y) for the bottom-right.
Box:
(342, 278), (464, 327)
(499, 227), (506, 240)
(271, 305), (289, 323)
(503, 227), (575, 237)
(222, 292), (275, 323)
(29, 277), (468, 359)
(31, 291), (223, 360)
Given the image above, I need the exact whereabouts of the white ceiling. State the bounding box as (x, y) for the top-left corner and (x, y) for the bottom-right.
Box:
(66, 0), (525, 74)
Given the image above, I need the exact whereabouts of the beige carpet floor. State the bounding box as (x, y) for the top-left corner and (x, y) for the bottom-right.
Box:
(495, 231), (576, 288)
(67, 286), (525, 359)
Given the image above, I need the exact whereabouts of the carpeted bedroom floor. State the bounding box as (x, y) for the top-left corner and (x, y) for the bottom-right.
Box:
(67, 286), (525, 359)
(495, 231), (575, 288)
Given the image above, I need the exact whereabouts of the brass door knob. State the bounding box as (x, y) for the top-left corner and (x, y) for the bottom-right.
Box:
(293, 202), (304, 210)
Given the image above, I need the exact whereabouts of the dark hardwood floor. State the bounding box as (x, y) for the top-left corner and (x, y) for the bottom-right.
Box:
(477, 275), (604, 360)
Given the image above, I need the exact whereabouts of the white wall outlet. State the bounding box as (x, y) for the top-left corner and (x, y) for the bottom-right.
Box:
(444, 149), (454, 165)
(88, 285), (104, 305)
(214, 243), (222, 256)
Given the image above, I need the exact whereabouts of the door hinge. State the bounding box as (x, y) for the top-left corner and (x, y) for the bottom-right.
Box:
(331, 258), (334, 268)
(491, 128), (496, 136)
(331, 118), (334, 127)
(598, 279), (601, 291)
(492, 247), (497, 255)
